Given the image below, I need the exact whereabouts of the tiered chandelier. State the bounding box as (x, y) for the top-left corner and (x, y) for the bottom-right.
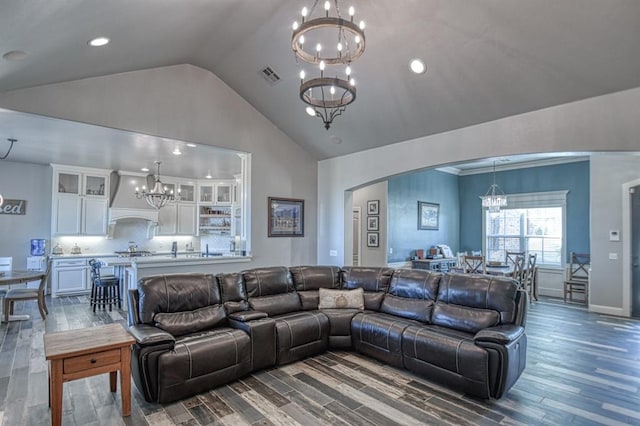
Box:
(292, 1), (366, 130)
(135, 161), (177, 210)
(480, 161), (508, 213)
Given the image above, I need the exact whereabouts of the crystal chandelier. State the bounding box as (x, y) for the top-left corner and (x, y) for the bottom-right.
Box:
(135, 161), (177, 210)
(292, 0), (366, 129)
(480, 161), (507, 213)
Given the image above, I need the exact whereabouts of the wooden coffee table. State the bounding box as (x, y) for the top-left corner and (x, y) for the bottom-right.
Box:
(44, 323), (136, 426)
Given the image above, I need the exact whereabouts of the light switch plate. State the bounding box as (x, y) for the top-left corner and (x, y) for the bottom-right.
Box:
(329, 250), (337, 257)
(609, 253), (618, 260)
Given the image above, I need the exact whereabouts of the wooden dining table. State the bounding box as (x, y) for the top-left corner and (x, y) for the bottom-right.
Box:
(0, 270), (47, 321)
(484, 263), (538, 301)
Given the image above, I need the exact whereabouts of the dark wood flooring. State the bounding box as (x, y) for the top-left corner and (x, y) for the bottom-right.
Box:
(0, 295), (639, 425)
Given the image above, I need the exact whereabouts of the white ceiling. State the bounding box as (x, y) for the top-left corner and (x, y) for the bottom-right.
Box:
(1, 0), (639, 165)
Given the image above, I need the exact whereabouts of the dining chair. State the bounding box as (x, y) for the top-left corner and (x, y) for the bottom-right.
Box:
(0, 257), (13, 314)
(463, 255), (486, 274)
(524, 253), (538, 302)
(564, 252), (590, 304)
(3, 260), (50, 323)
(511, 255), (526, 288)
(505, 251), (525, 266)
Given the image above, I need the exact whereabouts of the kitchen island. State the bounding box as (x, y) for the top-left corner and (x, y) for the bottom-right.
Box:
(101, 254), (252, 309)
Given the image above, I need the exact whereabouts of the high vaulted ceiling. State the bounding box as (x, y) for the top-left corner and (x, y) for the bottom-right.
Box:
(1, 0), (639, 160)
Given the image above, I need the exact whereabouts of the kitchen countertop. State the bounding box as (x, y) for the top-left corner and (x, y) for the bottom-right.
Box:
(131, 254), (251, 268)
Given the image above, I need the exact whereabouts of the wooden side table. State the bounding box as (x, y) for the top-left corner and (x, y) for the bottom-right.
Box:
(44, 323), (136, 426)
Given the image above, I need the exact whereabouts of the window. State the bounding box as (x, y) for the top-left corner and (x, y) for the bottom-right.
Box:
(483, 191), (567, 267)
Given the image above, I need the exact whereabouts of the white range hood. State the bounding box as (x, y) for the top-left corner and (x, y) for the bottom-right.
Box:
(107, 172), (159, 239)
(107, 208), (158, 239)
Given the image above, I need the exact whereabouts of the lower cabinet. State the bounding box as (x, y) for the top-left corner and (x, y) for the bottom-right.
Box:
(52, 258), (89, 297)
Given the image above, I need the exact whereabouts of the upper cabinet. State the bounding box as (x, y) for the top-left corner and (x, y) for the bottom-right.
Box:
(198, 181), (233, 205)
(52, 165), (110, 236)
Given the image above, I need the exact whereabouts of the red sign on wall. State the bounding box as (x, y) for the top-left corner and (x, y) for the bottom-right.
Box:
(0, 200), (27, 215)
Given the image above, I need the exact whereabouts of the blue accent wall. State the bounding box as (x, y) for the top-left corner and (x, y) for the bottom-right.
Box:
(458, 161), (590, 260)
(387, 161), (590, 263)
(388, 169), (460, 262)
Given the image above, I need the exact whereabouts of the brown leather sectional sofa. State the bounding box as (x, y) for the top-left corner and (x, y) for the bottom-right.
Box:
(127, 266), (528, 404)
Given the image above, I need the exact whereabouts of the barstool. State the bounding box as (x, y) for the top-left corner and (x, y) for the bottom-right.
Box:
(88, 259), (121, 312)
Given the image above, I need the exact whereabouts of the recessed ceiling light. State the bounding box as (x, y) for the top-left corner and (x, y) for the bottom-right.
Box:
(88, 37), (110, 47)
(409, 59), (427, 75)
(141, 167), (149, 172)
(172, 147), (182, 155)
(329, 135), (343, 145)
(186, 143), (196, 148)
(2, 50), (28, 61)
(305, 107), (316, 117)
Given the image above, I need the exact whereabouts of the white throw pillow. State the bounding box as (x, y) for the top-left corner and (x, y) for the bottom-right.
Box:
(318, 288), (365, 310)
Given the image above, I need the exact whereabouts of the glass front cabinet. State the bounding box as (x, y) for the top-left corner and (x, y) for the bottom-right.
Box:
(52, 165), (110, 236)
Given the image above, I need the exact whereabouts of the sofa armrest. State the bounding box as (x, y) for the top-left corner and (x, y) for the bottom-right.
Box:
(474, 325), (524, 345)
(229, 316), (276, 371)
(129, 324), (176, 347)
(229, 311), (269, 322)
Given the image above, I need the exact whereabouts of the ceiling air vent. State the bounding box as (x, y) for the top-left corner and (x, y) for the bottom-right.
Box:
(259, 66), (281, 86)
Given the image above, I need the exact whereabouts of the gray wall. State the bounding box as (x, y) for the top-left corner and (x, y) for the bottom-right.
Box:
(352, 182), (388, 266)
(590, 155), (640, 312)
(0, 64), (318, 269)
(0, 162), (51, 268)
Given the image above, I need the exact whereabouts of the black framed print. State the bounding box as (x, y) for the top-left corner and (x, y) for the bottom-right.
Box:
(418, 201), (439, 230)
(367, 215), (379, 231)
(367, 200), (379, 215)
(268, 197), (304, 237)
(367, 232), (379, 247)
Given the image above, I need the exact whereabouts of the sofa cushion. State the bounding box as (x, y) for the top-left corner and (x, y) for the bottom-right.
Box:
(243, 267), (294, 297)
(274, 311), (329, 365)
(431, 303), (499, 333)
(351, 312), (422, 367)
(402, 324), (489, 385)
(434, 273), (519, 332)
(290, 265), (341, 291)
(216, 272), (249, 314)
(138, 274), (221, 325)
(249, 292), (302, 317)
(154, 305), (227, 337)
(318, 288), (364, 310)
(379, 269), (441, 322)
(157, 327), (251, 403)
(340, 267), (394, 310)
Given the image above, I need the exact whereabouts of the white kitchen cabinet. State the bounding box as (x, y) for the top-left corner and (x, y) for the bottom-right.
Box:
(156, 204), (178, 235)
(51, 165), (110, 236)
(215, 182), (232, 205)
(52, 258), (89, 296)
(155, 203), (196, 236)
(177, 204), (197, 235)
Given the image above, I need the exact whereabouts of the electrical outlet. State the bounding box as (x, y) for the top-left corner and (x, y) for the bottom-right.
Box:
(389, 247), (393, 254)
(329, 250), (338, 257)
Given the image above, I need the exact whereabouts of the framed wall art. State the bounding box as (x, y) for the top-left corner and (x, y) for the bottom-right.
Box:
(367, 215), (379, 231)
(418, 201), (439, 230)
(268, 197), (304, 237)
(367, 232), (379, 247)
(367, 200), (379, 215)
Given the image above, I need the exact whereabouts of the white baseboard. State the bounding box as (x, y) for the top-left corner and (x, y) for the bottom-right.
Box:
(588, 304), (626, 317)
